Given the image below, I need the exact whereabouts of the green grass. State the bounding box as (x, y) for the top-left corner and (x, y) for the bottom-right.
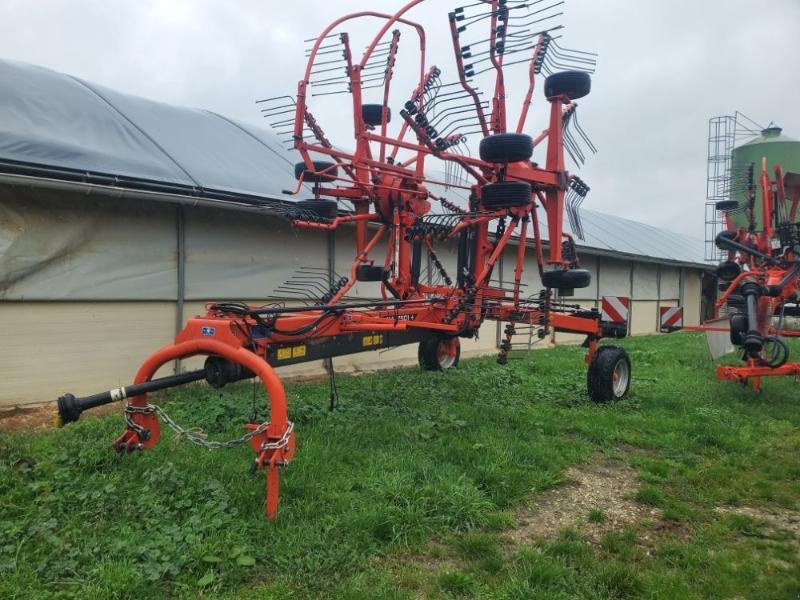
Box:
(1, 333), (800, 598)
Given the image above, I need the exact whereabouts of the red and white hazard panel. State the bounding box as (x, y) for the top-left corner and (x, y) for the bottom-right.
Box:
(659, 306), (684, 332)
(601, 296), (630, 324)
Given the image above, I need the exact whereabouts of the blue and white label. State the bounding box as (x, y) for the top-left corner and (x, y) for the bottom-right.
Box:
(201, 326), (216, 337)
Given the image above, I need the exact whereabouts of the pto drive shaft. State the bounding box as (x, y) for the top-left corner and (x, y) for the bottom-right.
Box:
(55, 357), (254, 427)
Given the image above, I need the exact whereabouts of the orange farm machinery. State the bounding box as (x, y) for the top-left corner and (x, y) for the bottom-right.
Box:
(55, 0), (632, 519)
(692, 162), (800, 391)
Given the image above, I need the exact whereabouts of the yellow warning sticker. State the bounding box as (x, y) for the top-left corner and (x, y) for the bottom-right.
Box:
(362, 334), (384, 347)
(277, 345), (306, 360)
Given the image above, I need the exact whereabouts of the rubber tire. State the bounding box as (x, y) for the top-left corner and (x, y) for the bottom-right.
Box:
(418, 337), (461, 371)
(362, 104), (391, 127)
(587, 345), (631, 403)
(479, 133), (534, 163)
(294, 161), (338, 183)
(542, 268), (592, 290)
(729, 314), (748, 345)
(715, 230), (737, 250)
(295, 199), (338, 219)
(356, 264), (386, 282)
(715, 200), (739, 212)
(716, 260), (741, 281)
(481, 182), (532, 209)
(544, 71), (591, 100)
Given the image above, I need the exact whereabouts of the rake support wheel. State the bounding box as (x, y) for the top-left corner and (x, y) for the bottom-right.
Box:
(715, 200), (739, 212)
(542, 268), (592, 290)
(481, 182), (532, 209)
(479, 133), (534, 163)
(544, 71), (591, 100)
(295, 199), (338, 219)
(362, 104), (391, 127)
(294, 161), (338, 183)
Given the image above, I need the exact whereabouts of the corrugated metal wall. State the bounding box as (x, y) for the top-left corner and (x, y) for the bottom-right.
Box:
(0, 188), (706, 408)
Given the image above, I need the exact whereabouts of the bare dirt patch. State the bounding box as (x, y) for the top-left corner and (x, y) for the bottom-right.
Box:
(505, 455), (658, 545)
(0, 402), (120, 432)
(715, 505), (800, 538)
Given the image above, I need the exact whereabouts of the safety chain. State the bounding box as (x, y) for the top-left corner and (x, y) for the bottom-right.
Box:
(124, 403), (293, 452)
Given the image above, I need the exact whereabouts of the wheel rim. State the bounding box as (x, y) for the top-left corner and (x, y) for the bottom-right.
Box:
(611, 359), (629, 397)
(436, 339), (457, 369)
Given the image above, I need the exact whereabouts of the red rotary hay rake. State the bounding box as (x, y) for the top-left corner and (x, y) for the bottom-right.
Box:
(691, 162), (800, 391)
(55, 0), (632, 519)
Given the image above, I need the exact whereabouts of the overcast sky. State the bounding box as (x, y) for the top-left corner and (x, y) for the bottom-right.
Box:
(1, 0), (798, 241)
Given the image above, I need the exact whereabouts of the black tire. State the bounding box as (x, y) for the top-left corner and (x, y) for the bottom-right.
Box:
(715, 200), (739, 212)
(715, 230), (737, 250)
(418, 337), (460, 371)
(544, 71), (591, 100)
(542, 268), (592, 290)
(362, 104), (391, 127)
(356, 264), (386, 282)
(295, 199), (338, 219)
(481, 181), (532, 209)
(716, 260), (741, 281)
(294, 161), (338, 183)
(729, 313), (748, 345)
(587, 346), (631, 403)
(479, 133), (534, 163)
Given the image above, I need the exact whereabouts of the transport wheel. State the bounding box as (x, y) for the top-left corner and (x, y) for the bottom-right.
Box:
(418, 336), (461, 371)
(542, 268), (592, 290)
(479, 133), (534, 163)
(294, 160), (338, 183)
(544, 71), (591, 100)
(587, 346), (631, 402)
(715, 200), (739, 211)
(481, 181), (532, 209)
(296, 199), (338, 219)
(362, 104), (391, 126)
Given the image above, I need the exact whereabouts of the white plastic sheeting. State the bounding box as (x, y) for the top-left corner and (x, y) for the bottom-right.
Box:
(598, 258), (631, 298)
(0, 190), (177, 300)
(660, 266), (681, 300)
(184, 207), (327, 300)
(633, 262), (659, 300)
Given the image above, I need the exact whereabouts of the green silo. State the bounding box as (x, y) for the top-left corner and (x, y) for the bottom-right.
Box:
(729, 125), (800, 230)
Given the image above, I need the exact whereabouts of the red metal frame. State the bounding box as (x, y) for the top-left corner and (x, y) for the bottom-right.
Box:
(87, 1), (614, 519)
(688, 160), (800, 392)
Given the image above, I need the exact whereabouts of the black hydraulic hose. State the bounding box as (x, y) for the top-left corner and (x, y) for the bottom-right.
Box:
(56, 369), (207, 427)
(715, 232), (781, 266)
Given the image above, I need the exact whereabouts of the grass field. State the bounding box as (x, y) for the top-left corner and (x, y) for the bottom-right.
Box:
(1, 333), (799, 599)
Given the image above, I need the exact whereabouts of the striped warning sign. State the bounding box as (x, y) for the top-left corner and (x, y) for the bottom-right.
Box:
(659, 306), (684, 332)
(601, 296), (630, 324)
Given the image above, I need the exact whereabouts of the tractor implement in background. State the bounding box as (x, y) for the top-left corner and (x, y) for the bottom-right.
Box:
(55, 0), (632, 520)
(671, 159), (800, 391)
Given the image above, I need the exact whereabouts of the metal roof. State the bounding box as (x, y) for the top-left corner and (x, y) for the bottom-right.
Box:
(0, 58), (707, 268)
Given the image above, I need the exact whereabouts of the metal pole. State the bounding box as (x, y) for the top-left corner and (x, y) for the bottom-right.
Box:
(496, 249), (504, 348)
(656, 264), (662, 333)
(324, 230), (335, 374)
(628, 261), (635, 336)
(175, 205), (186, 374)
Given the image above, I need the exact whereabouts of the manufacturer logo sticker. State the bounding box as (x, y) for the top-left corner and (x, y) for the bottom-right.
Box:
(201, 326), (216, 336)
